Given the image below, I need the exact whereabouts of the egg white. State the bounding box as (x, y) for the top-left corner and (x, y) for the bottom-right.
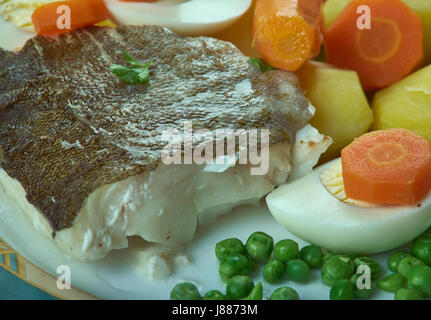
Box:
(104, 0), (252, 36)
(266, 158), (431, 254)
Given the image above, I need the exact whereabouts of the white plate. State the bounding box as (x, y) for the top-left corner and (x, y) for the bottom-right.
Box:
(0, 184), (395, 300)
(0, 15), (396, 301)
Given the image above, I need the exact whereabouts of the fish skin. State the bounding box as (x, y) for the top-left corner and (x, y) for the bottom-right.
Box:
(0, 25), (313, 232)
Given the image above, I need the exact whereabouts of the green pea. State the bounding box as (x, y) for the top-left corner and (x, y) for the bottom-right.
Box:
(412, 234), (431, 266)
(170, 282), (201, 300)
(286, 259), (310, 283)
(263, 259), (286, 284)
(203, 290), (225, 300)
(323, 253), (334, 263)
(226, 275), (254, 300)
(407, 264), (431, 297)
(300, 245), (324, 268)
(395, 288), (423, 300)
(351, 273), (374, 299)
(215, 238), (245, 261)
(323, 253), (350, 264)
(387, 250), (412, 272)
(353, 257), (381, 280)
(243, 281), (263, 300)
(269, 287), (299, 300)
(219, 254), (252, 283)
(321, 255), (355, 287)
(376, 273), (406, 293)
(246, 231), (274, 262)
(346, 254), (361, 261)
(397, 256), (424, 278)
(274, 239), (299, 262)
(330, 279), (354, 300)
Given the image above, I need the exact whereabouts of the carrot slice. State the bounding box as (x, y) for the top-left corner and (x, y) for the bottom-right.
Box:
(325, 0), (423, 90)
(252, 0), (325, 72)
(341, 128), (431, 205)
(32, 0), (111, 36)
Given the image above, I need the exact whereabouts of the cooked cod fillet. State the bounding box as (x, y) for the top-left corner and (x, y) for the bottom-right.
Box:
(0, 26), (331, 261)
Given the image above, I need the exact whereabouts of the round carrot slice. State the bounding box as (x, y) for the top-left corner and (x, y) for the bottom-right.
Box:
(325, 0), (423, 90)
(252, 0), (324, 72)
(341, 128), (431, 205)
(254, 16), (314, 71)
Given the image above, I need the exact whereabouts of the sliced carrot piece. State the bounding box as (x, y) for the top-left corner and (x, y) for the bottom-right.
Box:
(341, 128), (431, 205)
(252, 0), (325, 72)
(32, 0), (111, 36)
(325, 0), (423, 90)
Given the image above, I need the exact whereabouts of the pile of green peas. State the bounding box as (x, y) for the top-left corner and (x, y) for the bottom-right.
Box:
(376, 228), (431, 300)
(170, 227), (431, 300)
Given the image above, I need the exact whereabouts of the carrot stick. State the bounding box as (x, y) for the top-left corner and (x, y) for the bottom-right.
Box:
(341, 128), (431, 205)
(252, 0), (325, 72)
(325, 0), (423, 90)
(32, 0), (111, 36)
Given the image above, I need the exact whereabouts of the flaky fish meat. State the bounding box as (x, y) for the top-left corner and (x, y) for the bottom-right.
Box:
(0, 26), (331, 261)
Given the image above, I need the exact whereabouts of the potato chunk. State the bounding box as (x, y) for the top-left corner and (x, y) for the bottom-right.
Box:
(296, 61), (373, 161)
(402, 0), (431, 65)
(372, 65), (431, 143)
(323, 0), (351, 30)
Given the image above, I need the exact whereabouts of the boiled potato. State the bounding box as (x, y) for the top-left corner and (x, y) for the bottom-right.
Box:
(323, 0), (351, 30)
(296, 61), (374, 162)
(372, 65), (431, 143)
(402, 0), (431, 65)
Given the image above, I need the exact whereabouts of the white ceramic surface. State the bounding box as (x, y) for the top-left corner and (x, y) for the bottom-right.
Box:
(0, 184), (396, 299)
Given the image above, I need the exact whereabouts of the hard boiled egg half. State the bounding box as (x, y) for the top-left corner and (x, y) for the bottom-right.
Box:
(104, 0), (252, 35)
(266, 158), (431, 254)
